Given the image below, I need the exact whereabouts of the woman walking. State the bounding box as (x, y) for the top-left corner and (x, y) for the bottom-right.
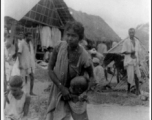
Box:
(46, 21), (94, 120)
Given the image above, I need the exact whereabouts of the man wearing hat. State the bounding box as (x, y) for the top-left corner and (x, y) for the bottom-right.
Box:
(18, 32), (36, 95)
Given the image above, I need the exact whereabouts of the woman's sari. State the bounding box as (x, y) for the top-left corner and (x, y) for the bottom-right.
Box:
(46, 41), (92, 120)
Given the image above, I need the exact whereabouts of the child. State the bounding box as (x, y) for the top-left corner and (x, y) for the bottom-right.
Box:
(68, 76), (89, 119)
(4, 75), (30, 120)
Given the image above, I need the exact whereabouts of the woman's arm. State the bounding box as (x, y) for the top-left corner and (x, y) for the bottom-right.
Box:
(48, 47), (62, 88)
(48, 46), (71, 100)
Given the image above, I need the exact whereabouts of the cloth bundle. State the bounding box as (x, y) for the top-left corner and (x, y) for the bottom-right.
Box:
(40, 26), (61, 48)
(40, 26), (53, 48)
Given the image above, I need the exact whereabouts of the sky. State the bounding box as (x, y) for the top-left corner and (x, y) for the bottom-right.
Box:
(64, 0), (150, 39)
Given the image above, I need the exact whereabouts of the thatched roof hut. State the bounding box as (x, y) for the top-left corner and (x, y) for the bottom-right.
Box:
(19, 0), (74, 28)
(69, 8), (121, 42)
(5, 0), (74, 28)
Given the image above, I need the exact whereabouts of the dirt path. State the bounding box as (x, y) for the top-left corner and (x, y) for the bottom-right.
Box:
(87, 104), (149, 120)
(25, 81), (149, 120)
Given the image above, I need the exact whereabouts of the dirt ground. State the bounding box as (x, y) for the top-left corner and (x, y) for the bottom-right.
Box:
(25, 66), (150, 120)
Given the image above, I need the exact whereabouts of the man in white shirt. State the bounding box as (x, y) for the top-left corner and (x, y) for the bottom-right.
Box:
(121, 28), (141, 95)
(18, 32), (36, 95)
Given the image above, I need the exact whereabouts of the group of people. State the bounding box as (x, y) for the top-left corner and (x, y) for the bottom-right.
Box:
(4, 31), (36, 119)
(45, 21), (143, 120)
(4, 20), (143, 120)
(4, 31), (36, 95)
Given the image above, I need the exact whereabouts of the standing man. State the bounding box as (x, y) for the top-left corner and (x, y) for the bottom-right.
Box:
(121, 28), (141, 95)
(18, 32), (36, 96)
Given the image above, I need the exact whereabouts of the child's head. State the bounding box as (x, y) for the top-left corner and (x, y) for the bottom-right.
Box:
(47, 46), (53, 52)
(9, 76), (23, 96)
(93, 57), (100, 67)
(69, 76), (88, 96)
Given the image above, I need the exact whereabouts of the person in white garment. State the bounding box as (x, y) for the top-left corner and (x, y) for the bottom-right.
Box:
(17, 32), (24, 43)
(4, 37), (17, 82)
(97, 41), (107, 55)
(18, 32), (36, 96)
(93, 57), (110, 92)
(4, 34), (17, 108)
(121, 28), (142, 95)
(89, 48), (104, 65)
(5, 75), (30, 120)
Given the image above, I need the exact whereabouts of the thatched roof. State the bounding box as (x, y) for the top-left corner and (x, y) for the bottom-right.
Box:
(69, 8), (121, 42)
(5, 0), (41, 21)
(19, 0), (74, 27)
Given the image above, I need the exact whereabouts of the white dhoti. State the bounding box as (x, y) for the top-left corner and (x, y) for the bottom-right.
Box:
(121, 37), (142, 87)
(126, 65), (141, 86)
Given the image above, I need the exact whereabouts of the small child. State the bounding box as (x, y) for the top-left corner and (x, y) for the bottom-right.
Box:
(4, 75), (30, 120)
(68, 76), (88, 116)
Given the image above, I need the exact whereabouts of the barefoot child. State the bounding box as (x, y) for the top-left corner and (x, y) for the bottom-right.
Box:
(4, 75), (30, 120)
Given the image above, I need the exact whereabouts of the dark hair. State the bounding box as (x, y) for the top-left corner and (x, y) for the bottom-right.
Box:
(47, 46), (53, 51)
(129, 28), (135, 32)
(64, 21), (84, 40)
(102, 41), (106, 44)
(9, 76), (23, 88)
(24, 32), (32, 37)
(70, 76), (89, 93)
(44, 48), (47, 52)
